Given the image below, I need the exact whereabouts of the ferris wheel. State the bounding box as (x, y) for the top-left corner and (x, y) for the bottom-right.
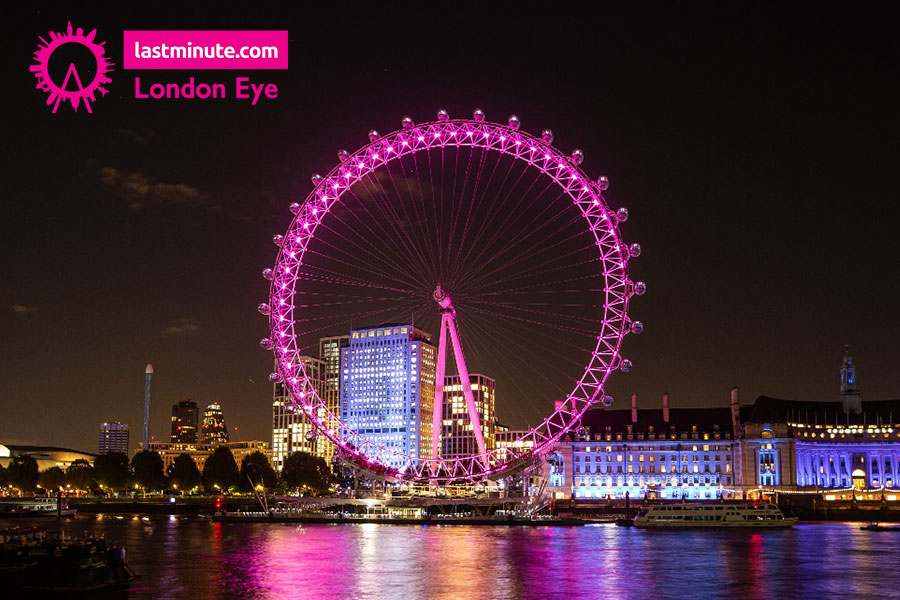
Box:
(259, 109), (644, 484)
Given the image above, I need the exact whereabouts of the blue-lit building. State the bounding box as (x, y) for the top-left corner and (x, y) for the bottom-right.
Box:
(339, 325), (436, 471)
(546, 347), (900, 500)
(548, 393), (739, 500)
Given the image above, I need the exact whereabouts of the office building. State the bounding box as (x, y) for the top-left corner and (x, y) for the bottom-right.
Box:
(441, 374), (496, 459)
(340, 324), (435, 471)
(170, 399), (199, 443)
(201, 403), (229, 445)
(98, 421), (129, 455)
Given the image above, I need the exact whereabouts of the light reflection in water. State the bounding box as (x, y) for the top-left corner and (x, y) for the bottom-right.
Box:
(52, 519), (900, 600)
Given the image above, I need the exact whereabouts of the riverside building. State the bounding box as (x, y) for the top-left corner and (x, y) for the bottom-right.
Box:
(441, 374), (496, 459)
(272, 357), (330, 470)
(340, 325), (436, 471)
(98, 421), (129, 455)
(546, 348), (900, 501)
(201, 403), (229, 445)
(170, 399), (199, 443)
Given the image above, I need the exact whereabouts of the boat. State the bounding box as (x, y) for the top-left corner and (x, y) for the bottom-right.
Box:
(0, 526), (140, 592)
(632, 503), (799, 529)
(0, 497), (77, 518)
(860, 522), (900, 532)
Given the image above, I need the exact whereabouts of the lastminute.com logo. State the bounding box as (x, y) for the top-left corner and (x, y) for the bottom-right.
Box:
(30, 21), (114, 113)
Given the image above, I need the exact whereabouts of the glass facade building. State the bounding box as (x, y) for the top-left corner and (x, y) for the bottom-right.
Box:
(340, 325), (435, 471)
(201, 403), (229, 445)
(441, 374), (496, 459)
(170, 399), (199, 444)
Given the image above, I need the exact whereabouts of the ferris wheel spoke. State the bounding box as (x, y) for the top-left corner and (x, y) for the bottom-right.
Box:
(450, 162), (551, 287)
(312, 214), (429, 289)
(459, 197), (582, 290)
(383, 157), (439, 281)
(325, 195), (431, 288)
(469, 255), (604, 299)
(460, 315), (581, 400)
(444, 146), (498, 285)
(462, 222), (598, 291)
(304, 246), (424, 291)
(295, 270), (419, 296)
(463, 303), (597, 338)
(457, 312), (551, 430)
(456, 189), (574, 290)
(350, 176), (438, 286)
(341, 180), (434, 284)
(367, 160), (440, 284)
(464, 298), (602, 328)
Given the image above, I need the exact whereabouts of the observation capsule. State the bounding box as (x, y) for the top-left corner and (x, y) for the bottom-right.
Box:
(305, 430), (318, 442)
(262, 268), (274, 281)
(337, 149), (349, 162)
(401, 116), (414, 128)
(633, 281), (647, 296)
(257, 303), (272, 316)
(272, 234), (284, 246)
(542, 129), (554, 143)
(597, 176), (610, 191)
(620, 358), (633, 372)
(268, 371), (283, 383)
(311, 174), (323, 185)
(368, 129), (380, 142)
(616, 207), (629, 223)
(508, 115), (520, 130)
(571, 149), (584, 165)
(600, 394), (615, 408)
(473, 108), (485, 122)
(437, 109), (449, 121)
(289, 202), (301, 215)
(259, 337), (275, 350)
(631, 320), (644, 335)
(629, 243), (642, 258)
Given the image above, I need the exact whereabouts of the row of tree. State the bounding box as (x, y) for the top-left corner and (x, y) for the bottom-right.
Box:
(0, 450), (333, 496)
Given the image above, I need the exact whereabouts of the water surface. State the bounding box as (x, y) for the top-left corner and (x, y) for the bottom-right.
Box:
(51, 516), (900, 599)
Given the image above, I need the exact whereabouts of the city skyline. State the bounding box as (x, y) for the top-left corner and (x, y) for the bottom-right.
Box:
(3, 5), (899, 454)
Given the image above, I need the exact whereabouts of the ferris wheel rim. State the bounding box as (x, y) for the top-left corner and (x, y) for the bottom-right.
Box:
(264, 112), (636, 484)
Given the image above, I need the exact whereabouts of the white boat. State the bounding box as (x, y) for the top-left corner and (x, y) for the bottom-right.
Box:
(633, 503), (798, 529)
(0, 497), (76, 518)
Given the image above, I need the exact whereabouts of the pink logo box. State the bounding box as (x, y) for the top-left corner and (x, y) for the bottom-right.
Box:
(124, 31), (288, 69)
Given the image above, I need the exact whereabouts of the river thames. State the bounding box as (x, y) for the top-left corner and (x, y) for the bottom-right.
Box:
(46, 515), (900, 599)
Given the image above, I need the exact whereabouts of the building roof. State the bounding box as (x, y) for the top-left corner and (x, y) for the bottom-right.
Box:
(580, 407), (735, 435)
(745, 395), (900, 426)
(4, 445), (97, 457)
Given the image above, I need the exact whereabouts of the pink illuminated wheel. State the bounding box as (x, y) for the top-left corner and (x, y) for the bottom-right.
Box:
(260, 109), (644, 484)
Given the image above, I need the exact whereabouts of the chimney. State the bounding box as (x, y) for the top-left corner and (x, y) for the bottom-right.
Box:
(730, 387), (741, 439)
(662, 392), (670, 423)
(631, 393), (638, 423)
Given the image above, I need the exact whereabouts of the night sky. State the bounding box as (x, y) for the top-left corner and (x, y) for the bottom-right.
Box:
(2, 3), (899, 453)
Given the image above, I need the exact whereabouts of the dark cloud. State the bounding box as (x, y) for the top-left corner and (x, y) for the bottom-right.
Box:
(162, 318), (201, 338)
(9, 304), (39, 315)
(115, 127), (155, 145)
(99, 167), (208, 210)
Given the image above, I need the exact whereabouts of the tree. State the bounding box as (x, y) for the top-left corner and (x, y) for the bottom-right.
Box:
(131, 450), (166, 491)
(239, 451), (277, 492)
(39, 466), (67, 491)
(168, 453), (201, 492)
(65, 459), (96, 491)
(93, 452), (130, 490)
(7, 455), (39, 493)
(281, 451), (333, 495)
(202, 447), (239, 492)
